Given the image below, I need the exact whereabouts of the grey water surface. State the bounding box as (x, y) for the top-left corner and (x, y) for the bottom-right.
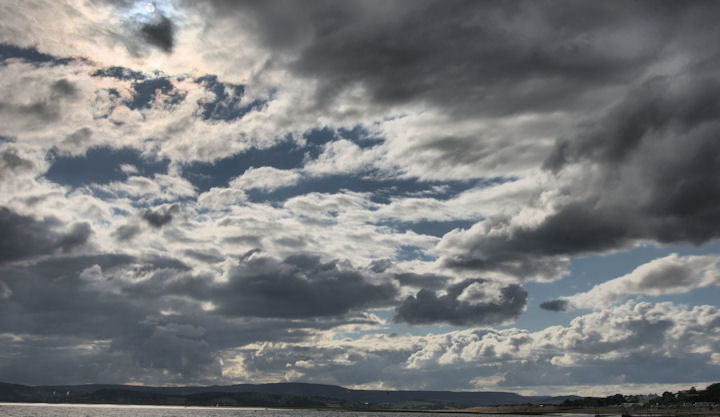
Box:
(0, 403), (516, 417)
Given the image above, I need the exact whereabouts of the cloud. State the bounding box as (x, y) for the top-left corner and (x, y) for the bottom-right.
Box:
(0, 147), (34, 178)
(540, 299), (569, 312)
(265, 1), (677, 115)
(210, 254), (398, 319)
(543, 254), (720, 311)
(0, 207), (91, 264)
(438, 61), (720, 281)
(393, 272), (448, 290)
(2, 0), (720, 393)
(230, 301), (720, 392)
(394, 279), (527, 326)
(541, 72), (720, 245)
(438, 213), (572, 281)
(142, 204), (179, 228)
(140, 15), (175, 53)
(229, 166), (301, 192)
(113, 223), (142, 241)
(0, 252), (381, 385)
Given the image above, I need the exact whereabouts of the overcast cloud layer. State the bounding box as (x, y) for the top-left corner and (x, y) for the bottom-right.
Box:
(0, 0), (719, 395)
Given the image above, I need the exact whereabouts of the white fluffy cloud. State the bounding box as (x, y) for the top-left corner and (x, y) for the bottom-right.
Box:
(545, 254), (720, 310)
(229, 166), (301, 191)
(229, 301), (720, 393)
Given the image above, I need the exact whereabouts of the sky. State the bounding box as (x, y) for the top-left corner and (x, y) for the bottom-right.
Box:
(0, 0), (719, 397)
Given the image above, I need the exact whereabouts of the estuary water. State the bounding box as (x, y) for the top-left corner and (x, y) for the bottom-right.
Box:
(0, 403), (517, 417)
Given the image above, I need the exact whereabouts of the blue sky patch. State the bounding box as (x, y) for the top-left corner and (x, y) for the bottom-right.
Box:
(396, 245), (435, 262)
(44, 146), (169, 187)
(126, 77), (185, 110)
(196, 75), (265, 121)
(0, 43), (73, 66)
(303, 127), (383, 160)
(182, 139), (306, 192)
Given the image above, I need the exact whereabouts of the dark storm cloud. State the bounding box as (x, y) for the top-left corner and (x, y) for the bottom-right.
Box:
(443, 202), (629, 261)
(0, 207), (91, 264)
(540, 299), (569, 312)
(393, 272), (448, 290)
(100, 0), (177, 53)
(140, 15), (174, 52)
(0, 254), (144, 337)
(544, 74), (720, 172)
(142, 204), (179, 228)
(442, 59), (720, 278)
(545, 73), (720, 246)
(123, 252), (396, 320)
(0, 250), (388, 385)
(194, 0), (713, 116)
(394, 279), (527, 326)
(211, 254), (397, 318)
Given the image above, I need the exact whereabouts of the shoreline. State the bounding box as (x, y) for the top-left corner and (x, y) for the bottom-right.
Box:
(453, 405), (720, 416)
(2, 402), (719, 416)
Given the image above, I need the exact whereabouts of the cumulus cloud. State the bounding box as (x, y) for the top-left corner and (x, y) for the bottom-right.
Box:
(542, 253), (720, 311)
(394, 279), (527, 326)
(229, 166), (301, 192)
(231, 301), (720, 391)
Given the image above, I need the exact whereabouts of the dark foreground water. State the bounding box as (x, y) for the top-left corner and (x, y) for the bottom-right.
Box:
(0, 403), (546, 417)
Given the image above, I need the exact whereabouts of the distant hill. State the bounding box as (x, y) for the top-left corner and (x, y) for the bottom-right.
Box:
(0, 381), (547, 409)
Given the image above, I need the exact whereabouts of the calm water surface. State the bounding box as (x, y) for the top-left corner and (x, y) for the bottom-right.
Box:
(0, 403), (529, 417)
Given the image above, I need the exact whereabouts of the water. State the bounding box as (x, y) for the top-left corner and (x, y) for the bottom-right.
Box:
(0, 403), (493, 417)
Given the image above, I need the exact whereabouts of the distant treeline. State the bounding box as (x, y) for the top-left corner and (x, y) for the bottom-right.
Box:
(0, 381), (531, 410)
(562, 383), (720, 407)
(1, 380), (718, 410)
